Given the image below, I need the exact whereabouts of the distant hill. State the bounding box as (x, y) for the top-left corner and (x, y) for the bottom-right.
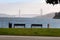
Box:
(34, 13), (55, 19)
(53, 12), (60, 19)
(0, 13), (15, 17)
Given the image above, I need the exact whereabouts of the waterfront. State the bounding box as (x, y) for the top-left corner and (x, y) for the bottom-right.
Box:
(0, 17), (60, 28)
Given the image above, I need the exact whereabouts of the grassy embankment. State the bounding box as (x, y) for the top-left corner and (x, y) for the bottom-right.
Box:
(0, 28), (60, 36)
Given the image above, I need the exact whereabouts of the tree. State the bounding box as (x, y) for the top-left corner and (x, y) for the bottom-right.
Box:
(46, 0), (60, 19)
(46, 0), (60, 5)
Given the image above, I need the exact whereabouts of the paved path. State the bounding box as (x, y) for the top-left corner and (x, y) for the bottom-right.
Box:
(0, 35), (60, 40)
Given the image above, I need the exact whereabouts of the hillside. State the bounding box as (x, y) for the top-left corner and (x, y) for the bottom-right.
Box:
(34, 13), (55, 19)
(0, 13), (15, 17)
(53, 12), (60, 19)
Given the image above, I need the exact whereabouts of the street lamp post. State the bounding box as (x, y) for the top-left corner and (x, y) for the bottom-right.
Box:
(40, 9), (43, 16)
(19, 9), (20, 17)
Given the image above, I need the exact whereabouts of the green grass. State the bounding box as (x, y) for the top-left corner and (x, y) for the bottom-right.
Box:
(0, 28), (60, 36)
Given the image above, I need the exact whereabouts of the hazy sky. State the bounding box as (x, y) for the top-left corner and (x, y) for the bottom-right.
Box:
(0, 0), (60, 17)
(0, 0), (44, 3)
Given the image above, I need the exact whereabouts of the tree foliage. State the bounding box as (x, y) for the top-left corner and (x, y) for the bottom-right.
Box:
(46, 0), (60, 5)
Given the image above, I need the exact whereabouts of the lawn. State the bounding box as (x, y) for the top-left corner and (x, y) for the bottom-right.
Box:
(0, 28), (60, 36)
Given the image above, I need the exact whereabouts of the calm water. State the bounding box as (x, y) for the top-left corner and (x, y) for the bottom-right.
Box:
(0, 17), (60, 28)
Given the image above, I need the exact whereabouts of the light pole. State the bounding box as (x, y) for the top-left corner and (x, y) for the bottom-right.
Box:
(19, 9), (20, 17)
(40, 9), (43, 16)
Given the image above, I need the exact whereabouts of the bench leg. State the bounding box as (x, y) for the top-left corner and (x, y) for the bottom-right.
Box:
(31, 26), (32, 28)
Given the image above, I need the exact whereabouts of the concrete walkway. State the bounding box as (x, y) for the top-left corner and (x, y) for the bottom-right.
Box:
(0, 35), (60, 40)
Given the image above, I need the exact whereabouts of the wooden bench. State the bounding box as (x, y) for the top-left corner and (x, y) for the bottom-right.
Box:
(14, 24), (25, 28)
(31, 24), (43, 28)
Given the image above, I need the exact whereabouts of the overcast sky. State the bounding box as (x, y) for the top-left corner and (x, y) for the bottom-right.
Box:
(0, 0), (60, 17)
